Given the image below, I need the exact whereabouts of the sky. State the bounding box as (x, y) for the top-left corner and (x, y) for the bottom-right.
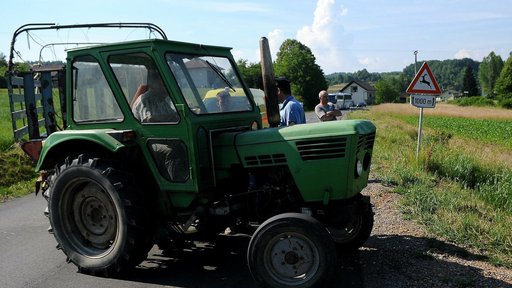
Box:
(1, 0), (511, 74)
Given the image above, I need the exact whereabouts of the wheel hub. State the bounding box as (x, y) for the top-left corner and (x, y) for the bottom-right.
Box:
(72, 183), (117, 249)
(82, 197), (109, 235)
(284, 251), (300, 265)
(268, 233), (318, 279)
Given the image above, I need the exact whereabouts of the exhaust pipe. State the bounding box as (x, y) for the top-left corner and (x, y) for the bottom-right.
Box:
(259, 37), (280, 127)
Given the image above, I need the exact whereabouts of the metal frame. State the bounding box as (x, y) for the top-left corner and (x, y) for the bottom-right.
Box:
(6, 22), (167, 141)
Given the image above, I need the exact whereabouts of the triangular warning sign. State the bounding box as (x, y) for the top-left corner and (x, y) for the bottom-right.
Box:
(406, 62), (442, 95)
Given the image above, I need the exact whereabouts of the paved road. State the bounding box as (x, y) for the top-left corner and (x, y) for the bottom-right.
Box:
(0, 195), (260, 288)
(0, 194), (365, 288)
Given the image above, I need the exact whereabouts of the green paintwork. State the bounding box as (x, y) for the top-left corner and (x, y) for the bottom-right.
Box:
(214, 120), (376, 202)
(36, 129), (126, 171)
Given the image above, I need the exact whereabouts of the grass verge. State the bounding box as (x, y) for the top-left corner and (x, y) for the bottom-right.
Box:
(0, 146), (38, 202)
(0, 88), (38, 202)
(350, 104), (512, 268)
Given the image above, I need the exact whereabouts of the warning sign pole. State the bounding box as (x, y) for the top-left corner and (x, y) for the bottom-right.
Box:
(407, 61), (441, 159)
(416, 107), (424, 159)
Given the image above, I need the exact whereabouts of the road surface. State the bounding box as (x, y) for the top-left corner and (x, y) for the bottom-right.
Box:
(0, 192), (366, 288)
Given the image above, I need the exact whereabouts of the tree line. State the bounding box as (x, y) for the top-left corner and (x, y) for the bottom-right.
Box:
(237, 40), (512, 110)
(371, 52), (512, 108)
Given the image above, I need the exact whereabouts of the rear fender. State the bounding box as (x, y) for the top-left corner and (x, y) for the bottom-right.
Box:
(35, 129), (129, 171)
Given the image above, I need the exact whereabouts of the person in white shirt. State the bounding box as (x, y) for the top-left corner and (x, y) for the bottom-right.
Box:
(315, 90), (341, 121)
(131, 72), (178, 123)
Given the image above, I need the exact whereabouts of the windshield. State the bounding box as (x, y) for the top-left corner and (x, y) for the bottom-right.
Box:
(166, 53), (252, 114)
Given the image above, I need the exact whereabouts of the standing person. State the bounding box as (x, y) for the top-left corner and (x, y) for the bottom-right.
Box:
(315, 90), (342, 121)
(276, 77), (306, 126)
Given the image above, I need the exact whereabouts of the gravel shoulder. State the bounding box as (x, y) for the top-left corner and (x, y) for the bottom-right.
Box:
(355, 182), (512, 288)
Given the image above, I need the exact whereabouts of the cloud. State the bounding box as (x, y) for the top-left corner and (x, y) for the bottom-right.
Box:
(296, 0), (350, 73)
(297, 0), (336, 48)
(267, 29), (285, 60)
(454, 48), (487, 60)
(454, 49), (472, 59)
(358, 57), (382, 69)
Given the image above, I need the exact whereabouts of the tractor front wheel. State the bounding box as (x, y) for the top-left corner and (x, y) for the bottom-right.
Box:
(247, 213), (336, 288)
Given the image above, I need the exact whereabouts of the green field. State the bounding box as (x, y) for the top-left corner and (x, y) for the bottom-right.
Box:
(0, 89), (15, 149)
(397, 115), (512, 149)
(350, 104), (512, 268)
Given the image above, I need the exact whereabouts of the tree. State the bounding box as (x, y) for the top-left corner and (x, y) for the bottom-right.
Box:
(495, 55), (512, 108)
(237, 59), (263, 89)
(0, 53), (7, 67)
(375, 78), (399, 104)
(274, 39), (328, 110)
(0, 53), (7, 88)
(478, 52), (504, 97)
(462, 65), (479, 96)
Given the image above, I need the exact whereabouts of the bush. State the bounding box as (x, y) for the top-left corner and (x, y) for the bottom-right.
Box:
(450, 96), (495, 107)
(498, 94), (512, 109)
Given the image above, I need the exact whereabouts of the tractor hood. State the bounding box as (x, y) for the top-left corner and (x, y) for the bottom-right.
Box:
(212, 119), (376, 202)
(236, 120), (375, 145)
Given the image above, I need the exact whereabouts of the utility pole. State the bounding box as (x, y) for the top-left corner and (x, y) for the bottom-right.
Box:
(414, 50), (418, 74)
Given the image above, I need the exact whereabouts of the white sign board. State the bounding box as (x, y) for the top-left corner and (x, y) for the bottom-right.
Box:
(410, 94), (436, 108)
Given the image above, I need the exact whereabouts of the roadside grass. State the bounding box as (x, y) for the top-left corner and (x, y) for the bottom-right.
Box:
(0, 147), (37, 201)
(0, 88), (15, 150)
(0, 88), (37, 202)
(350, 104), (512, 268)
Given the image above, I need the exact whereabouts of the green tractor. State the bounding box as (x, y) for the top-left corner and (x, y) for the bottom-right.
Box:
(7, 23), (376, 287)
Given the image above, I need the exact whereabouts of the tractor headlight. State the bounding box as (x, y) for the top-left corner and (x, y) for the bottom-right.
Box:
(355, 159), (363, 177)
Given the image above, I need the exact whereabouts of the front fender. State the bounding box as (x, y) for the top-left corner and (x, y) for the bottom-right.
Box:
(35, 129), (127, 171)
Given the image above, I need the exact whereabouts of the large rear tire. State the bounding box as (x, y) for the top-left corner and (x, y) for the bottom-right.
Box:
(48, 155), (153, 276)
(247, 213), (336, 288)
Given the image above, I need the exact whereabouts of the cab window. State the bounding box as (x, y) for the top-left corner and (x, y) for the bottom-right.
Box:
(166, 53), (252, 115)
(72, 55), (123, 122)
(109, 53), (179, 123)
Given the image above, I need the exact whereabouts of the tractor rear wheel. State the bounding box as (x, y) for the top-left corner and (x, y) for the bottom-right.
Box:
(48, 155), (153, 276)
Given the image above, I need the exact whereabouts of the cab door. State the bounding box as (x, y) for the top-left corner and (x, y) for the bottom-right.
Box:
(106, 51), (199, 208)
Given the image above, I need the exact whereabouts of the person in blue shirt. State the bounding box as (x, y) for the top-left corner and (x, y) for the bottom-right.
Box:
(276, 77), (306, 126)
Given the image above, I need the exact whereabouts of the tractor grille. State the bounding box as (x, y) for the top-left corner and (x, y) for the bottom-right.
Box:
(244, 153), (287, 167)
(296, 137), (347, 161)
(357, 132), (375, 153)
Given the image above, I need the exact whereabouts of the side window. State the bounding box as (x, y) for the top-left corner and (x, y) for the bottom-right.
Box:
(72, 56), (123, 122)
(109, 53), (179, 123)
(351, 86), (358, 93)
